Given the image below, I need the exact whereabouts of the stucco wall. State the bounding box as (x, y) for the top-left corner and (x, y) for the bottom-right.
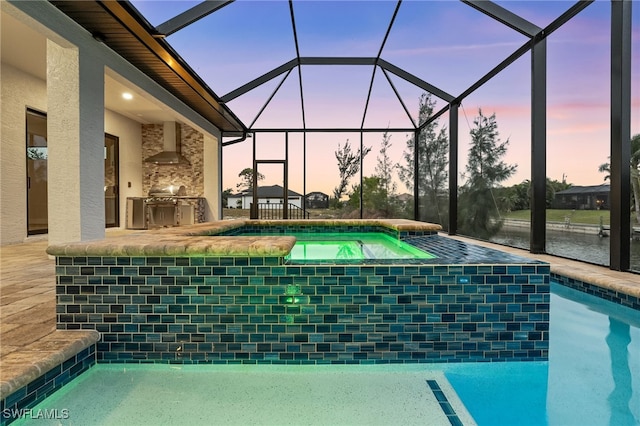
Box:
(0, 70), (213, 244)
(0, 63), (143, 245)
(0, 63), (47, 245)
(2, 0), (224, 245)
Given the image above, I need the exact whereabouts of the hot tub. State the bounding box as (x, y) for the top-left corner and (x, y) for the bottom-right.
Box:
(47, 219), (550, 365)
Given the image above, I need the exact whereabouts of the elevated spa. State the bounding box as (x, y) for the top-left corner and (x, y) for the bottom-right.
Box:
(47, 219), (550, 364)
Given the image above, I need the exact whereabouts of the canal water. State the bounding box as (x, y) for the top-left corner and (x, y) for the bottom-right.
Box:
(490, 225), (640, 272)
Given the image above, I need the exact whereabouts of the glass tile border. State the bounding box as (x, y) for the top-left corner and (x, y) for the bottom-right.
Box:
(552, 272), (640, 311)
(426, 379), (464, 426)
(55, 257), (550, 365)
(0, 346), (96, 426)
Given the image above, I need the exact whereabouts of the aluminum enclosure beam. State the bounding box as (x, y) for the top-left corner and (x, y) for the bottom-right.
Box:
(381, 67), (418, 129)
(223, 57), (455, 108)
(249, 128), (417, 133)
(360, 1), (401, 131)
(453, 1), (593, 106)
(462, 0), (541, 37)
(249, 69), (294, 129)
(289, 0), (306, 130)
(448, 103), (459, 235)
(530, 39), (547, 254)
(609, 0), (632, 271)
(378, 59), (454, 103)
(299, 57), (377, 66)
(221, 59), (298, 103)
(155, 0), (234, 36)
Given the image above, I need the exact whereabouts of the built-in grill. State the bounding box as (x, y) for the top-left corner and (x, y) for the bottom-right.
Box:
(126, 185), (196, 229)
(146, 185), (192, 228)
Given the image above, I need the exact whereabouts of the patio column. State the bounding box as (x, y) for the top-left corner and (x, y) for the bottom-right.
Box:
(203, 130), (222, 220)
(47, 39), (105, 245)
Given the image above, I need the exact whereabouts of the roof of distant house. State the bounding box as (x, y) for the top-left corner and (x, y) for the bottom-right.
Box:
(231, 185), (302, 198)
(306, 191), (329, 197)
(555, 184), (610, 195)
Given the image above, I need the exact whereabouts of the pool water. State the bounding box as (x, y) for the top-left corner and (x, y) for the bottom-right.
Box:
(13, 283), (640, 426)
(283, 232), (435, 261)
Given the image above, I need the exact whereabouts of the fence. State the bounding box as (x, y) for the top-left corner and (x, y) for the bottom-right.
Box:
(250, 203), (310, 219)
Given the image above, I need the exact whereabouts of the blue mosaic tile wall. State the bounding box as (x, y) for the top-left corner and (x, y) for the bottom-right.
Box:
(552, 273), (640, 311)
(0, 346), (95, 426)
(55, 254), (550, 364)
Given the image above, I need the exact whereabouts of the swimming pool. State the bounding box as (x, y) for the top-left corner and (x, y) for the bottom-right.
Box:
(30, 219), (553, 423)
(10, 282), (639, 426)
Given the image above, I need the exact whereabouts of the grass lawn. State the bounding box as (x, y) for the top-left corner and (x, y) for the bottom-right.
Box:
(503, 209), (610, 225)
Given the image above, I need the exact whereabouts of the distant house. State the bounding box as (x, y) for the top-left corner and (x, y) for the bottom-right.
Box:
(305, 191), (329, 209)
(552, 184), (610, 210)
(226, 185), (303, 209)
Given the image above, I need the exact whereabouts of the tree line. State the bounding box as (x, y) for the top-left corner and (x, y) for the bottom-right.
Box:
(332, 92), (517, 239)
(225, 91), (640, 236)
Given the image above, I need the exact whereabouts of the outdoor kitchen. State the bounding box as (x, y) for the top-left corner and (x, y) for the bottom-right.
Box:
(125, 121), (206, 229)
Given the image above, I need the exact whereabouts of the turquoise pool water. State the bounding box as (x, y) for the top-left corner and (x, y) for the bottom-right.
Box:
(244, 232), (435, 261)
(12, 282), (639, 426)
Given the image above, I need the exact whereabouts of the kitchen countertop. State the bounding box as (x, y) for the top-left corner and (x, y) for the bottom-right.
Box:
(46, 219), (442, 257)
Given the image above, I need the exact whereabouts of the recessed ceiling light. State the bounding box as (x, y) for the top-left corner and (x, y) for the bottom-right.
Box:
(122, 92), (133, 100)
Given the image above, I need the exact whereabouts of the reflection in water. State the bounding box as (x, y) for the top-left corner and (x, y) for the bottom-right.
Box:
(606, 317), (637, 426)
(336, 241), (361, 259)
(491, 225), (640, 271)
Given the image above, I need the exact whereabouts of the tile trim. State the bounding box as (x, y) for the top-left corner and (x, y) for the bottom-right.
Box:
(0, 346), (96, 426)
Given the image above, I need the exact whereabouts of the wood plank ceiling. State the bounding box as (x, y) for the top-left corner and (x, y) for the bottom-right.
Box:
(50, 0), (246, 135)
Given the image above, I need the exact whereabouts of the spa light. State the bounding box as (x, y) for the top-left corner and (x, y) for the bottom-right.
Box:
(122, 92), (133, 100)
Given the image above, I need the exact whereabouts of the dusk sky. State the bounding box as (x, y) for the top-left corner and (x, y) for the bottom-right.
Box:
(130, 0), (640, 197)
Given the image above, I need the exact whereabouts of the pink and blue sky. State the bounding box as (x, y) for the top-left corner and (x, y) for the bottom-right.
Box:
(131, 0), (639, 196)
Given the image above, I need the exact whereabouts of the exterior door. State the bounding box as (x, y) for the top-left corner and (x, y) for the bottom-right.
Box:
(26, 109), (48, 235)
(104, 134), (120, 227)
(26, 110), (121, 234)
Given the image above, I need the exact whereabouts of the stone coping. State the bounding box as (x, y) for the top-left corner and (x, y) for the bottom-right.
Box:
(552, 265), (640, 300)
(446, 235), (640, 302)
(0, 330), (100, 400)
(46, 219), (442, 257)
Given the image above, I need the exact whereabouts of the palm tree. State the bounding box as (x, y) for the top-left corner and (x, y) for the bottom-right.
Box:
(598, 134), (640, 223)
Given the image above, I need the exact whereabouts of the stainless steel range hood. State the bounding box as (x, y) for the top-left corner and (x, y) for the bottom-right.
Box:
(145, 122), (190, 165)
